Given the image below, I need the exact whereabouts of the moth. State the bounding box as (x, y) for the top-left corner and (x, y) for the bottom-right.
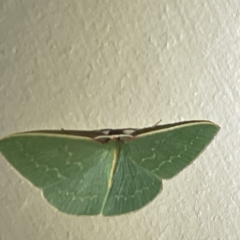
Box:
(0, 120), (219, 216)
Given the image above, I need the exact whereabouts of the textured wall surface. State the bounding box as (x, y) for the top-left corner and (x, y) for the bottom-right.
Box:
(0, 0), (239, 239)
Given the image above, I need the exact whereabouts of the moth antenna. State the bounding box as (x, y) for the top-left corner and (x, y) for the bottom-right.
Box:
(152, 119), (162, 127)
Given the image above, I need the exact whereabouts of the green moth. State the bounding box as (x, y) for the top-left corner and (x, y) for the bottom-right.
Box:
(0, 120), (219, 216)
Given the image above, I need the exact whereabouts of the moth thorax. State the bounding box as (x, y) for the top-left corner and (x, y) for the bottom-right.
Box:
(94, 128), (137, 142)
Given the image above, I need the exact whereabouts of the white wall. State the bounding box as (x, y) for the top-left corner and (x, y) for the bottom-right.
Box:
(0, 0), (239, 239)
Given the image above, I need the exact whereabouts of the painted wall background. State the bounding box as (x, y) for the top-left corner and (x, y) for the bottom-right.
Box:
(0, 0), (239, 239)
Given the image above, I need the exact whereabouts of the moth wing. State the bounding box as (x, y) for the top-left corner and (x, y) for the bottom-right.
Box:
(0, 133), (114, 215)
(126, 121), (219, 179)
